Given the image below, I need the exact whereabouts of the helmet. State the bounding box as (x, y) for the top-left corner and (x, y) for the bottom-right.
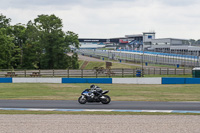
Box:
(90, 84), (95, 88)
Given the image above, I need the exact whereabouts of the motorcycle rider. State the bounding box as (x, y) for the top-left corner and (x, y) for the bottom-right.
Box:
(90, 84), (103, 98)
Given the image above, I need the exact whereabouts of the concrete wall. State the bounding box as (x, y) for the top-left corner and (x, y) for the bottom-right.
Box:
(113, 78), (162, 84)
(13, 78), (61, 83)
(0, 77), (200, 84)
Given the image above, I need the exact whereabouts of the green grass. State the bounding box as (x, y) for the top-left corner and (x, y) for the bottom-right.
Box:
(0, 110), (199, 115)
(1, 83), (200, 101)
(78, 60), (84, 69)
(144, 74), (192, 78)
(83, 61), (139, 69)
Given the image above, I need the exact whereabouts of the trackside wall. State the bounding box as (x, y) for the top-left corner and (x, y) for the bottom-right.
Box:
(13, 78), (62, 83)
(162, 78), (200, 84)
(0, 77), (200, 84)
(0, 78), (12, 83)
(112, 78), (162, 84)
(62, 78), (112, 84)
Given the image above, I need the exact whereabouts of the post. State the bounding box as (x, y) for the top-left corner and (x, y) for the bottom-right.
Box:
(25, 69), (26, 77)
(96, 70), (98, 78)
(122, 69), (124, 77)
(133, 69), (135, 77)
(53, 69), (54, 77)
(68, 69), (69, 78)
(81, 69), (83, 78)
(154, 68), (155, 75)
(167, 68), (169, 75)
(183, 68), (185, 75)
(175, 68), (176, 75)
(160, 68), (161, 75)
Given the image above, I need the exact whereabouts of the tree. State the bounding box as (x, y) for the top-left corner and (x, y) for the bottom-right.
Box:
(32, 14), (80, 69)
(0, 14), (20, 69)
(0, 14), (11, 29)
(11, 23), (27, 68)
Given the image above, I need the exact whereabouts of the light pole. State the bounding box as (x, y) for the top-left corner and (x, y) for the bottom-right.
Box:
(142, 35), (145, 77)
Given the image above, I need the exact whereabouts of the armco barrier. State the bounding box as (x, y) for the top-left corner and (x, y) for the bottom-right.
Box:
(62, 78), (112, 84)
(112, 78), (162, 84)
(0, 78), (12, 83)
(13, 78), (62, 83)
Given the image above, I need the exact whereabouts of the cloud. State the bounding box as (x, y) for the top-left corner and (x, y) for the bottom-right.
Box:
(1, 0), (200, 39)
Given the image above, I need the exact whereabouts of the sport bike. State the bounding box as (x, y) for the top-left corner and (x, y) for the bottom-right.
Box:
(78, 89), (111, 104)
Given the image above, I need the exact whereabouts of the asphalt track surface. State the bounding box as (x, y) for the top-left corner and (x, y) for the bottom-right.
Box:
(0, 100), (200, 111)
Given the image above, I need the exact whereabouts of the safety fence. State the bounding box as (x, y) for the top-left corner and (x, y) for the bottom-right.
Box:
(1, 77), (200, 84)
(0, 68), (192, 78)
(78, 49), (200, 67)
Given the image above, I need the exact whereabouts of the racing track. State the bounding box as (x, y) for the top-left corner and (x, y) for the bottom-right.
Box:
(0, 100), (200, 111)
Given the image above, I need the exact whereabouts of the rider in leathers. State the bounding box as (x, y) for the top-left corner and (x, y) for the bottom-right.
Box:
(90, 85), (102, 98)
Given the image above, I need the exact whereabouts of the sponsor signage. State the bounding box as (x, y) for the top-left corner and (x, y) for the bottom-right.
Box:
(79, 39), (107, 42)
(84, 40), (100, 42)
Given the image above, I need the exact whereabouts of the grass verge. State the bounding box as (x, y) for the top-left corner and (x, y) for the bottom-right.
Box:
(0, 83), (200, 101)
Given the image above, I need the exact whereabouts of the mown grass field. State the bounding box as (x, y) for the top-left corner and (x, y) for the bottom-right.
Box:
(0, 83), (200, 101)
(79, 61), (139, 69)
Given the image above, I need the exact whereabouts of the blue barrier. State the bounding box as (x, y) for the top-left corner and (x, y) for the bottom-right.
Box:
(162, 78), (185, 84)
(0, 77), (200, 84)
(162, 78), (200, 84)
(117, 49), (198, 59)
(62, 78), (112, 84)
(185, 78), (200, 84)
(0, 78), (12, 83)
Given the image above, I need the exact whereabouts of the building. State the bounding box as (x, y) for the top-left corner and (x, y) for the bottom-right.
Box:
(78, 32), (200, 56)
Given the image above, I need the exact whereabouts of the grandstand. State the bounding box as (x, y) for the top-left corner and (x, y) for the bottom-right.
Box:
(78, 32), (200, 56)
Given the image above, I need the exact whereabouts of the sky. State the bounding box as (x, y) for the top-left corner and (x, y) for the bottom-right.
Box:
(1, 0), (200, 40)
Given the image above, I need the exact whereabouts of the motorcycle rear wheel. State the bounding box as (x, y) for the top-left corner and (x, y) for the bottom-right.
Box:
(78, 96), (87, 104)
(101, 95), (111, 104)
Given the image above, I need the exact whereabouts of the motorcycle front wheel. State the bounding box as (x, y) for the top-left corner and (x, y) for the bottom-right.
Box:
(100, 95), (111, 104)
(78, 96), (87, 104)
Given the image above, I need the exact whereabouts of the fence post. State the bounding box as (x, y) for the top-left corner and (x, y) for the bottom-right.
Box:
(122, 69), (124, 77)
(160, 68), (161, 75)
(183, 68), (185, 75)
(53, 69), (54, 77)
(68, 69), (69, 78)
(148, 68), (150, 75)
(154, 68), (155, 75)
(96, 70), (98, 78)
(81, 69), (83, 78)
(133, 69), (135, 77)
(25, 69), (26, 77)
(175, 68), (176, 75)
(167, 68), (169, 75)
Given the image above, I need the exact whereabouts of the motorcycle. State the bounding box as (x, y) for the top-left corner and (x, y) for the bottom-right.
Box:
(78, 88), (111, 104)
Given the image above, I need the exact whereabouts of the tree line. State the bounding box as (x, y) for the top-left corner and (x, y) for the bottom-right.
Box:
(0, 14), (79, 69)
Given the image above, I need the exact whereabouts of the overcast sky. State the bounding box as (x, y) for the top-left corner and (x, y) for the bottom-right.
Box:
(1, 0), (200, 39)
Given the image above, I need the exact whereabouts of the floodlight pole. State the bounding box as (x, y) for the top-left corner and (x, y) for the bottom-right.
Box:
(142, 34), (145, 77)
